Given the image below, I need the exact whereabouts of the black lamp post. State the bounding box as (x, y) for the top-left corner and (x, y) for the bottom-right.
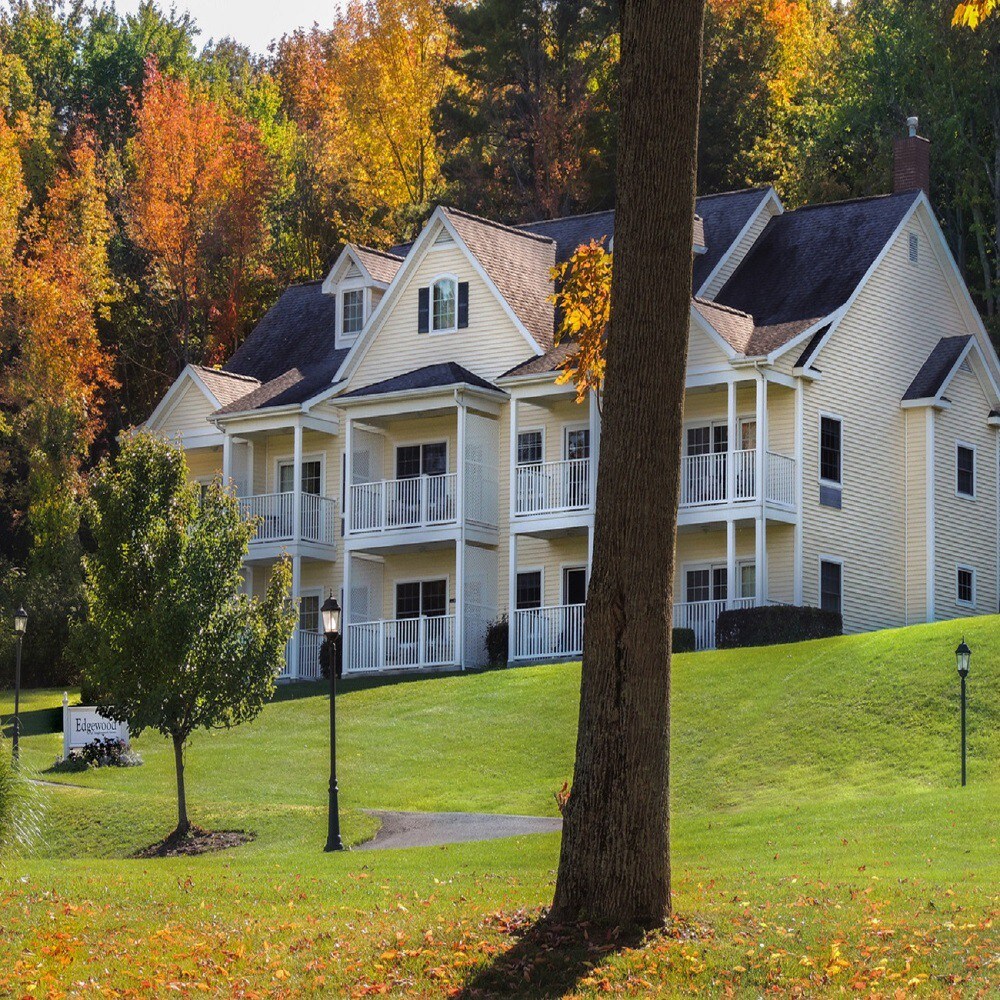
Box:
(955, 638), (971, 787)
(12, 607), (27, 764)
(321, 593), (344, 851)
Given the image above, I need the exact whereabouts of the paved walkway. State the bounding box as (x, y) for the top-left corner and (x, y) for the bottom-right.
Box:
(358, 810), (562, 850)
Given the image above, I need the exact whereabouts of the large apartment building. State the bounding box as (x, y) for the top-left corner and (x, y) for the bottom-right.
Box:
(145, 123), (1000, 676)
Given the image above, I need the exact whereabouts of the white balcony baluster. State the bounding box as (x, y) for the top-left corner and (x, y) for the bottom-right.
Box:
(345, 615), (457, 673)
(514, 459), (591, 516)
(511, 604), (586, 660)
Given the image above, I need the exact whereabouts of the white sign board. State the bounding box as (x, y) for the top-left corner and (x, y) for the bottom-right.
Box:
(62, 693), (129, 756)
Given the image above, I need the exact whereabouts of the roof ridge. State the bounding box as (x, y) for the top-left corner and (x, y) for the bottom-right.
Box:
(515, 208), (616, 228)
(441, 206), (556, 246)
(697, 186), (771, 201)
(194, 365), (260, 383)
(784, 190), (919, 214)
(353, 243), (405, 261)
(692, 296), (753, 320)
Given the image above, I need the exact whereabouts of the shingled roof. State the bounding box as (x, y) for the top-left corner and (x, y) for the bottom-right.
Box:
(216, 281), (349, 414)
(354, 245), (404, 284)
(190, 366), (260, 407)
(903, 336), (972, 401)
(517, 210), (615, 264)
(715, 191), (919, 330)
(443, 208), (557, 350)
(693, 188), (772, 290)
(340, 362), (502, 399)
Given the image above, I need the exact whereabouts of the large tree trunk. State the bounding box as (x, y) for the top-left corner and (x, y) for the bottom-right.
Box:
(551, 0), (706, 928)
(172, 733), (190, 837)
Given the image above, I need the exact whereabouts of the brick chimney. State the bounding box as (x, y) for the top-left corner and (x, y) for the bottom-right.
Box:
(893, 116), (930, 200)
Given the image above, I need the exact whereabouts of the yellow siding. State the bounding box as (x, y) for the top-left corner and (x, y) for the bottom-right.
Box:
(348, 241), (535, 388)
(799, 210), (983, 632)
(687, 322), (731, 367)
(512, 535), (589, 608)
(379, 550), (456, 620)
(933, 365), (998, 619)
(158, 380), (216, 437)
(186, 447), (222, 481)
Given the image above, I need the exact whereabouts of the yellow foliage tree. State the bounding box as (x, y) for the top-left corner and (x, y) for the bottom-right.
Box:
(953, 1), (997, 26)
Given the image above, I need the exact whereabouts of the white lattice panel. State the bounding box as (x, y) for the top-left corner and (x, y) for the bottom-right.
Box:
(464, 411), (500, 528)
(463, 542), (498, 668)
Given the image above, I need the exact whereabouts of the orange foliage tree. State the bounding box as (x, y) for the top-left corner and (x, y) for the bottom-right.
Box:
(550, 239), (613, 407)
(127, 62), (273, 367)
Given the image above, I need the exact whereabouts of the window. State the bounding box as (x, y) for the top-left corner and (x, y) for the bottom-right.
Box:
(342, 289), (364, 336)
(432, 277), (457, 331)
(685, 566), (727, 604)
(685, 424), (727, 457)
(820, 415), (842, 485)
(738, 562), (756, 601)
(278, 460), (321, 495)
(516, 571), (542, 610)
(957, 566), (975, 607)
(820, 559), (843, 615)
(517, 430), (543, 466)
(956, 444), (975, 498)
(396, 442), (447, 479)
(298, 594), (320, 633)
(395, 579), (447, 619)
(908, 232), (919, 264)
(562, 567), (587, 606)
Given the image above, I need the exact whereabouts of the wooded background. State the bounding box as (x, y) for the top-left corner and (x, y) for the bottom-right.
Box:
(1, 0), (997, 682)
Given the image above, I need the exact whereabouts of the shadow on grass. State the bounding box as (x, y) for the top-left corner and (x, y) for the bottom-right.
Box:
(1, 705), (62, 737)
(455, 913), (645, 1000)
(271, 665), (507, 702)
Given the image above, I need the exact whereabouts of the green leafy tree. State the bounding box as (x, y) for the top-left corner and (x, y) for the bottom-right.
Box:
(80, 433), (296, 838)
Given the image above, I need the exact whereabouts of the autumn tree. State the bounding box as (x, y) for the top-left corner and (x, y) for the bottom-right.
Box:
(954, 1), (997, 25)
(81, 434), (296, 838)
(552, 0), (706, 927)
(126, 62), (274, 368)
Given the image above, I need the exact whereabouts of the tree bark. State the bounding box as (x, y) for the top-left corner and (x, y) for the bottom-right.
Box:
(551, 0), (706, 928)
(172, 733), (190, 837)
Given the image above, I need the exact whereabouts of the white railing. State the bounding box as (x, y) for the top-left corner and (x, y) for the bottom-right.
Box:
(678, 450), (794, 509)
(514, 458), (591, 516)
(279, 629), (323, 680)
(673, 597), (755, 651)
(511, 603), (585, 660)
(766, 452), (796, 507)
(240, 492), (338, 546)
(345, 614), (456, 673)
(349, 474), (458, 533)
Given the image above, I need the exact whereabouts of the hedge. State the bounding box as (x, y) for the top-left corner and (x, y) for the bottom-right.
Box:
(715, 604), (842, 650)
(671, 628), (697, 654)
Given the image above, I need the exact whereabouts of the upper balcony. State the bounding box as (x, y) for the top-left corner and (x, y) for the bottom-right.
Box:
(680, 449), (795, 509)
(514, 457), (591, 516)
(349, 473), (458, 533)
(240, 491), (339, 550)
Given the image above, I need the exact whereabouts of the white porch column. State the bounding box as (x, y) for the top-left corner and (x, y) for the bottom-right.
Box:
(222, 433), (232, 487)
(755, 373), (767, 503)
(793, 377), (804, 605)
(454, 539), (465, 670)
(726, 379), (737, 503)
(508, 532), (518, 663)
(456, 394), (467, 523)
(508, 396), (518, 518)
(290, 555), (302, 679)
(726, 518), (736, 609)
(342, 551), (353, 674)
(292, 421), (303, 542)
(754, 516), (765, 606)
(588, 390), (600, 510)
(343, 416), (354, 534)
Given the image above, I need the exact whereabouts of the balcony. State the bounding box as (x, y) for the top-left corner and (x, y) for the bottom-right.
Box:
(514, 458), (591, 517)
(510, 603), (585, 661)
(345, 614), (457, 673)
(348, 474), (458, 533)
(240, 492), (339, 547)
(680, 450), (795, 509)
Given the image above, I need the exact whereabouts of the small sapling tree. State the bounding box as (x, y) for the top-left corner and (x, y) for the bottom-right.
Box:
(81, 432), (296, 838)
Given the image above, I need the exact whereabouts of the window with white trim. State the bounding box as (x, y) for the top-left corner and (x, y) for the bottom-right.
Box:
(516, 571), (542, 610)
(517, 430), (543, 465)
(432, 277), (457, 332)
(820, 559), (843, 614)
(956, 444), (975, 498)
(957, 566), (975, 607)
(342, 289), (364, 336)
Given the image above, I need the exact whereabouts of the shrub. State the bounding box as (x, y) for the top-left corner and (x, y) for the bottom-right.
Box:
(53, 737), (142, 772)
(485, 614), (509, 665)
(716, 605), (842, 649)
(319, 636), (342, 680)
(672, 628), (697, 654)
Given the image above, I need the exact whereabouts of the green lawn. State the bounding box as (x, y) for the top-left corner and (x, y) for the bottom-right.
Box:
(1, 617), (998, 997)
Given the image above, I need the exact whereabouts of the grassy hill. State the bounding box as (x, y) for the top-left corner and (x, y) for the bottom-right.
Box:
(1, 617), (997, 995)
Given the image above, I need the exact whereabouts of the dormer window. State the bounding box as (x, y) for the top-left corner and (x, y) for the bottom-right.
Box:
(342, 288), (365, 336)
(432, 277), (457, 332)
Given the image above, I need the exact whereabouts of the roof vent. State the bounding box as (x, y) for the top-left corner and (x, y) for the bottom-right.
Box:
(907, 116), (919, 138)
(433, 228), (454, 246)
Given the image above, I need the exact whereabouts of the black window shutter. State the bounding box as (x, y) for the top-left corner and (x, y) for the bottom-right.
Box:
(457, 282), (469, 328)
(417, 286), (430, 333)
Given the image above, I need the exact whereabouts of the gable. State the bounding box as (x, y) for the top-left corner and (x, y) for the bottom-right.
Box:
(698, 189), (781, 299)
(687, 317), (732, 367)
(344, 237), (541, 391)
(146, 373), (221, 446)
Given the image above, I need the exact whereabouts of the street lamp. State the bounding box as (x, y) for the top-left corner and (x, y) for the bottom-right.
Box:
(955, 639), (971, 787)
(321, 593), (344, 852)
(12, 607), (27, 764)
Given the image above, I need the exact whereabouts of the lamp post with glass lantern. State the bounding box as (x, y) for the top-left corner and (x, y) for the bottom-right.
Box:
(322, 594), (344, 851)
(12, 607), (27, 764)
(955, 639), (971, 787)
